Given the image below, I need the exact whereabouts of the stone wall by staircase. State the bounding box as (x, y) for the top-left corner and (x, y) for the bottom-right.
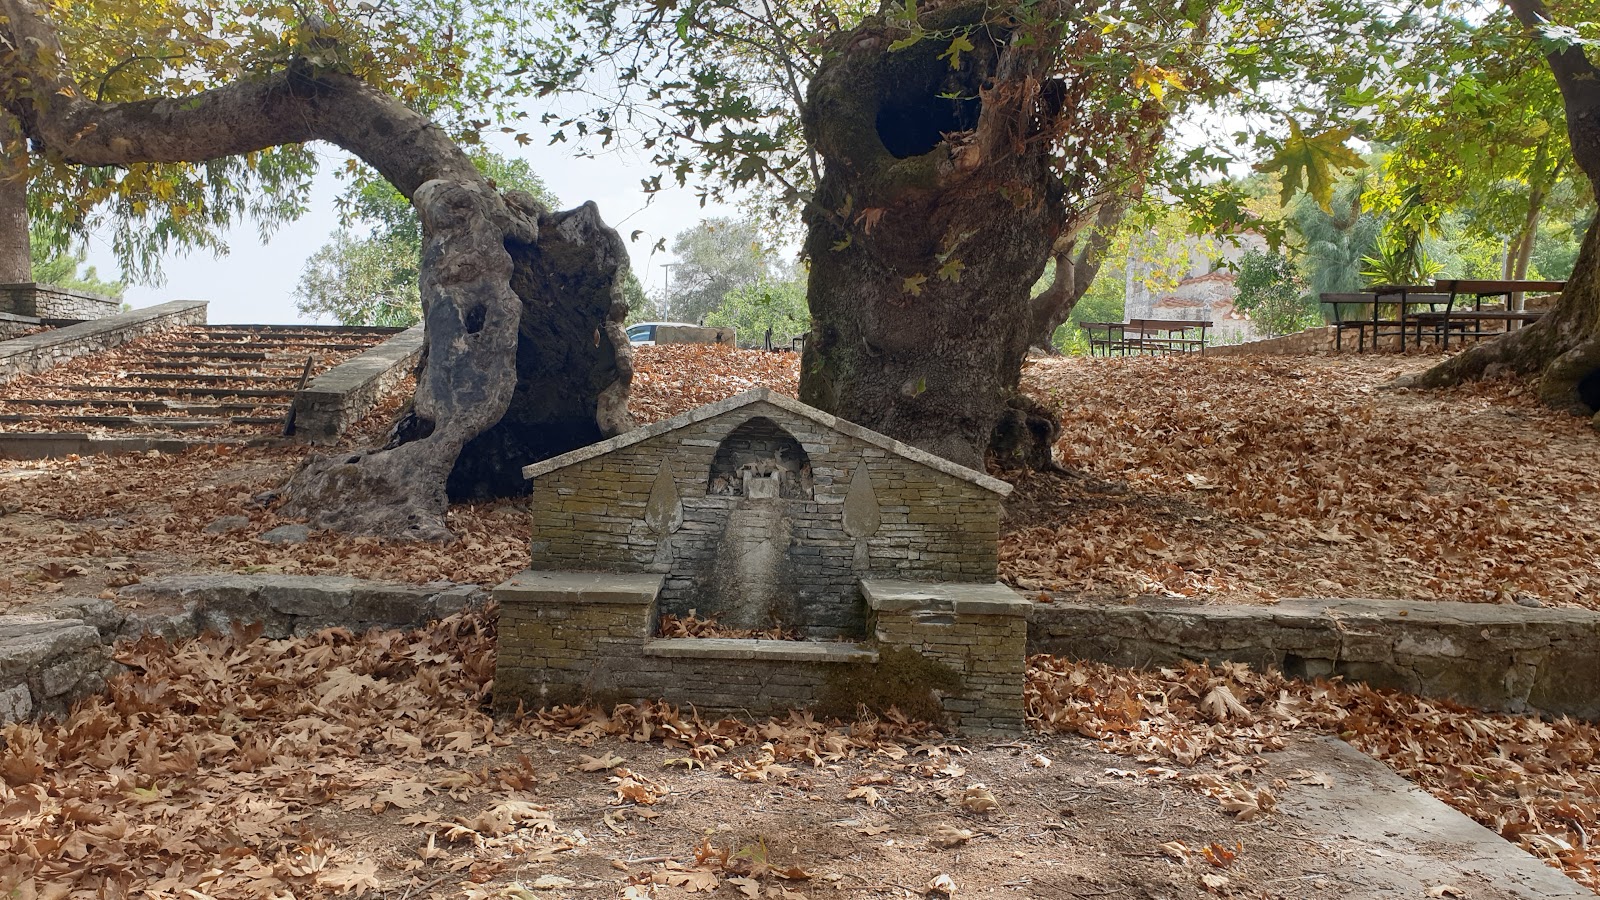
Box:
(0, 300), (207, 384)
(0, 283), (120, 321)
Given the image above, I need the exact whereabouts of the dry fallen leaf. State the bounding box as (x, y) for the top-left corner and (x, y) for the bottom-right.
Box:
(958, 785), (999, 814)
(924, 873), (957, 897)
(931, 825), (974, 848)
(580, 752), (626, 772)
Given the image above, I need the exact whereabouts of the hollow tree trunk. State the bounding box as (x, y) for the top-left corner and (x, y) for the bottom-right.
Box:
(0, 0), (632, 539)
(0, 111), (30, 283)
(798, 3), (1068, 470)
(1417, 0), (1600, 416)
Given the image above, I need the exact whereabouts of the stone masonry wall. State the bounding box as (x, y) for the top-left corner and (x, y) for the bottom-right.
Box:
(0, 574), (488, 724)
(0, 616), (116, 723)
(1030, 597), (1600, 721)
(0, 311), (41, 340)
(493, 571), (1029, 731)
(0, 300), (207, 384)
(0, 283), (120, 321)
(527, 400), (1000, 637)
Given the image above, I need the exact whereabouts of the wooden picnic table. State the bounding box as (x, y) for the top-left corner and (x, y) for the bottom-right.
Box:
(1080, 318), (1211, 356)
(1320, 285), (1453, 351)
(1431, 279), (1564, 348)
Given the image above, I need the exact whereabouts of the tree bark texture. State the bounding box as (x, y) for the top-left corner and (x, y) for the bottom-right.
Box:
(0, 0), (633, 538)
(0, 110), (30, 283)
(798, 3), (1069, 470)
(1418, 0), (1600, 415)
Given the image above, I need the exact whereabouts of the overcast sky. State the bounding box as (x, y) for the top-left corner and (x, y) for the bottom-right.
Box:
(81, 134), (742, 325)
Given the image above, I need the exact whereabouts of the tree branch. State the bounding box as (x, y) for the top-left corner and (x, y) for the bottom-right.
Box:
(0, 0), (486, 208)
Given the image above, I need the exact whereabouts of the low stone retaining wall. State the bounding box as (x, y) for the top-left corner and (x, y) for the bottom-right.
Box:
(290, 324), (424, 443)
(1029, 597), (1600, 720)
(0, 299), (207, 384)
(0, 574), (487, 724)
(0, 616), (116, 723)
(10, 578), (1599, 727)
(494, 571), (1030, 730)
(0, 310), (43, 340)
(1207, 326), (1338, 357)
(0, 282), (120, 321)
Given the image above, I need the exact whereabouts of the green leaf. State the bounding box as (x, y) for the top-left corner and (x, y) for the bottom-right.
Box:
(888, 33), (924, 52)
(936, 258), (964, 282)
(1253, 120), (1366, 211)
(902, 274), (927, 294)
(938, 34), (975, 70)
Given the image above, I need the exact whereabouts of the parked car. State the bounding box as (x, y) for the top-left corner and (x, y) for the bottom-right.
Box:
(625, 321), (697, 345)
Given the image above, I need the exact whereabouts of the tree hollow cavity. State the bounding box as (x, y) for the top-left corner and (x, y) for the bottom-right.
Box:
(1579, 367), (1600, 413)
(874, 55), (985, 158)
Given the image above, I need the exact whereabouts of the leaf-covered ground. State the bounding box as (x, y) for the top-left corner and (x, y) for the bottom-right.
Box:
(2, 343), (1598, 894)
(2, 613), (1594, 897)
(1009, 352), (1600, 608)
(3, 345), (1597, 612)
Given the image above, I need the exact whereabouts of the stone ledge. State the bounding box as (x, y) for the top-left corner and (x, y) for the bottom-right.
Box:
(643, 637), (878, 663)
(495, 571), (664, 605)
(0, 300), (207, 384)
(1028, 597), (1600, 720)
(290, 323), (424, 444)
(0, 615), (116, 724)
(0, 431), (269, 460)
(862, 580), (1032, 617)
(521, 389), (1012, 496)
(2, 574), (488, 724)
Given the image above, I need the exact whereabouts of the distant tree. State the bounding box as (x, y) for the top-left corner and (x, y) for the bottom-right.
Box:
(706, 277), (809, 348)
(30, 240), (124, 299)
(1287, 178), (1383, 299)
(296, 152), (558, 327)
(1234, 249), (1317, 337)
(665, 217), (786, 324)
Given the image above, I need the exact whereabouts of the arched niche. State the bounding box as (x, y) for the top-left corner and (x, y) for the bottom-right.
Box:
(707, 416), (815, 500)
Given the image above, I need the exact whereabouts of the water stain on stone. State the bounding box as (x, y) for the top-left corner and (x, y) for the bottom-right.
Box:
(644, 462), (684, 535)
(842, 464), (881, 539)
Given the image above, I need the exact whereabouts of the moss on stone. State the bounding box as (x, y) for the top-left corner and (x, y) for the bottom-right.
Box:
(818, 645), (962, 723)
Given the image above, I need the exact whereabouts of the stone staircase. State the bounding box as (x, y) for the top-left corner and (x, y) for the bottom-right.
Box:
(0, 323), (403, 456)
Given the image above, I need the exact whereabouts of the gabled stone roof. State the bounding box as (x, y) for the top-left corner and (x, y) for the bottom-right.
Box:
(521, 388), (1013, 496)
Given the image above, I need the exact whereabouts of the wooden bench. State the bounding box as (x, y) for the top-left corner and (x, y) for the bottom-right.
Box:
(1080, 319), (1210, 356)
(1431, 280), (1565, 348)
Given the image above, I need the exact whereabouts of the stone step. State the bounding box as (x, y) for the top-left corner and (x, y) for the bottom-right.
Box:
(159, 340), (375, 353)
(118, 371), (305, 385)
(14, 397), (287, 414)
(62, 384), (297, 399)
(0, 413), (281, 430)
(198, 325), (404, 337)
(141, 359), (313, 372)
(150, 350), (274, 361)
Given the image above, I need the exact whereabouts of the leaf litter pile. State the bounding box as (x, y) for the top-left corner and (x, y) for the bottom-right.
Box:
(3, 613), (1596, 897)
(1009, 353), (1600, 607)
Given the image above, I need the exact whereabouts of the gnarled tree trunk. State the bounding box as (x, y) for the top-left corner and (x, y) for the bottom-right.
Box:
(798, 3), (1070, 471)
(0, 0), (632, 539)
(1414, 0), (1600, 418)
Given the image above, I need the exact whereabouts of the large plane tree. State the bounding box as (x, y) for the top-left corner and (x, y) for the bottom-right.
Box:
(0, 0), (635, 538)
(538, 0), (1416, 469)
